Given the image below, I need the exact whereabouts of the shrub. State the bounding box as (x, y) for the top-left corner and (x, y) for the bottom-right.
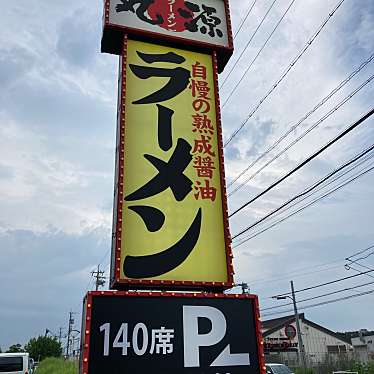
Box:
(36, 358), (77, 374)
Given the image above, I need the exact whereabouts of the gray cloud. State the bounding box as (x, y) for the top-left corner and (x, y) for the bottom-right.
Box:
(0, 165), (14, 180)
(1, 79), (115, 139)
(1, 0), (373, 350)
(0, 47), (34, 89)
(56, 9), (100, 67)
(224, 145), (241, 161)
(0, 228), (110, 349)
(246, 118), (275, 157)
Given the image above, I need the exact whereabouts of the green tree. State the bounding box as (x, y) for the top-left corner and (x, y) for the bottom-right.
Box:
(24, 336), (62, 361)
(7, 344), (24, 353)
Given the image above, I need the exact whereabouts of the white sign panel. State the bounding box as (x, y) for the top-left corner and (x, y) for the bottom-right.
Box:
(108, 0), (230, 48)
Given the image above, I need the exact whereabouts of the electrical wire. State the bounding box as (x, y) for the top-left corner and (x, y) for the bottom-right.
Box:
(222, 0), (297, 109)
(229, 108), (374, 218)
(227, 53), (374, 189)
(220, 0), (278, 89)
(233, 151), (374, 245)
(273, 269), (374, 298)
(247, 244), (374, 288)
(346, 250), (374, 266)
(346, 264), (374, 278)
(345, 245), (374, 278)
(229, 75), (374, 196)
(224, 0), (346, 147)
(233, 161), (374, 247)
(248, 263), (345, 287)
(232, 160), (373, 245)
(261, 280), (374, 311)
(261, 287), (374, 318)
(234, 154), (374, 245)
(233, 0), (257, 40)
(346, 244), (374, 260)
(97, 248), (111, 267)
(232, 144), (374, 240)
(233, 247), (374, 292)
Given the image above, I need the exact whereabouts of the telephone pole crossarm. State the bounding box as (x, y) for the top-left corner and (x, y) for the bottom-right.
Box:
(91, 265), (106, 291)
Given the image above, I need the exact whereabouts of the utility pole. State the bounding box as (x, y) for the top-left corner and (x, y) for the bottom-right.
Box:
(290, 280), (307, 369)
(273, 281), (307, 369)
(66, 312), (74, 358)
(91, 265), (106, 291)
(58, 327), (64, 345)
(240, 282), (250, 294)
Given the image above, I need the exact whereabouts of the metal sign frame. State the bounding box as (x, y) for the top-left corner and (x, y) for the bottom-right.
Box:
(80, 291), (266, 374)
(101, 0), (234, 73)
(110, 35), (234, 291)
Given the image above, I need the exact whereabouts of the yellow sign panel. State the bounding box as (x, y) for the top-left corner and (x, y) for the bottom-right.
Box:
(113, 38), (232, 288)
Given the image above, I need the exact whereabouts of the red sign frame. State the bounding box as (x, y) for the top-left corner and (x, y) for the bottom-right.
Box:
(80, 291), (266, 374)
(110, 36), (234, 291)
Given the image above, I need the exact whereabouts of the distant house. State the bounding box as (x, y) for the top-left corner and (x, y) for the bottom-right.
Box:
(262, 313), (353, 367)
(338, 330), (374, 363)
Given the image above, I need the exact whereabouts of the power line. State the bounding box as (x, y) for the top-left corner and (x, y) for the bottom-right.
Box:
(261, 280), (374, 311)
(73, 276), (95, 314)
(273, 269), (374, 298)
(233, 161), (374, 247)
(222, 0), (297, 109)
(83, 277), (94, 294)
(234, 150), (374, 244)
(97, 248), (111, 267)
(232, 144), (374, 240)
(233, 158), (374, 247)
(220, 0), (278, 89)
(73, 249), (112, 315)
(233, 0), (257, 40)
(346, 250), (374, 266)
(261, 287), (374, 318)
(249, 264), (346, 288)
(345, 245), (374, 278)
(346, 244), (374, 260)
(228, 74), (374, 196)
(224, 0), (346, 147)
(229, 107), (374, 218)
(345, 264), (374, 278)
(248, 263), (344, 287)
(227, 53), (374, 190)
(247, 243), (374, 288)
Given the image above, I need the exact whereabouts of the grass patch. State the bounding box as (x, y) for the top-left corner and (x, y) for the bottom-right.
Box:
(36, 357), (77, 374)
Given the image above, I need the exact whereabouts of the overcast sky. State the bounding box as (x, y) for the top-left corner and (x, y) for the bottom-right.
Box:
(0, 0), (373, 351)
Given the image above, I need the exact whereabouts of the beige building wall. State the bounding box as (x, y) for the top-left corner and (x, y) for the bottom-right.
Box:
(264, 320), (353, 365)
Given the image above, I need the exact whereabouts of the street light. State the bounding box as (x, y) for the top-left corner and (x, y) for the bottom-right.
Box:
(272, 281), (307, 370)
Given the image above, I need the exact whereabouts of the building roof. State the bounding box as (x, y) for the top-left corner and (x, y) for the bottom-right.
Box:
(337, 330), (374, 340)
(262, 313), (304, 333)
(262, 313), (352, 345)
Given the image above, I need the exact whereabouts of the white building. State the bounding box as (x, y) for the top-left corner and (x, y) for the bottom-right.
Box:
(345, 330), (374, 363)
(262, 313), (354, 367)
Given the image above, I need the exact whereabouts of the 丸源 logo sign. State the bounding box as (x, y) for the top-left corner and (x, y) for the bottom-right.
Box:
(115, 0), (224, 37)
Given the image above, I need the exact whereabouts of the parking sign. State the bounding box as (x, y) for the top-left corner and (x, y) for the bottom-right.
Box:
(80, 292), (265, 374)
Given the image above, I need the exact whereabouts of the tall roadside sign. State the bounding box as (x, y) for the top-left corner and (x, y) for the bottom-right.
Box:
(80, 1), (265, 373)
(111, 38), (233, 290)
